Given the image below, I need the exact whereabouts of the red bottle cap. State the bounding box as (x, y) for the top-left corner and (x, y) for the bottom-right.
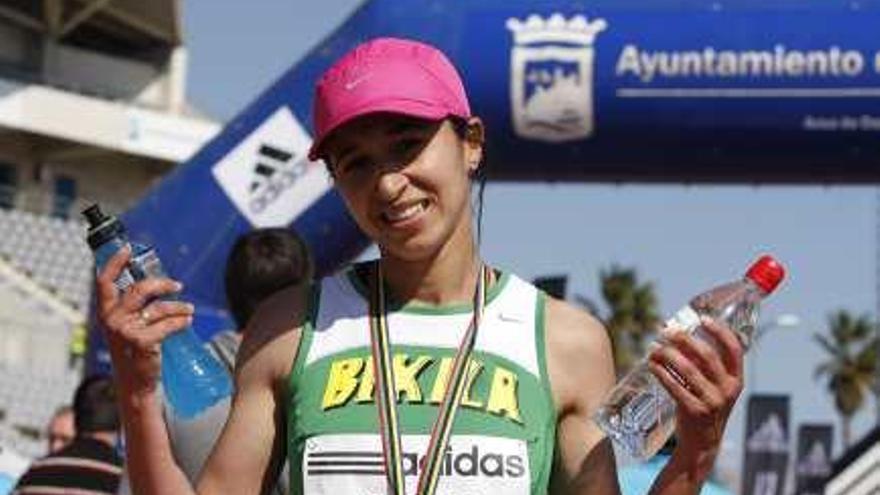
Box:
(745, 255), (786, 294)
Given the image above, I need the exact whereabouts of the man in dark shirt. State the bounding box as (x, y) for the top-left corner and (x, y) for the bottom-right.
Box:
(14, 375), (122, 494)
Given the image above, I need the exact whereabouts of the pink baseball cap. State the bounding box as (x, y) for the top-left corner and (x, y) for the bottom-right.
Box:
(308, 37), (472, 161)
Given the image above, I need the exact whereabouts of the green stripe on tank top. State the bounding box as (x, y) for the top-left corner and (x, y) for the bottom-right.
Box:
(533, 290), (557, 493)
(286, 283), (320, 493)
(346, 266), (511, 315)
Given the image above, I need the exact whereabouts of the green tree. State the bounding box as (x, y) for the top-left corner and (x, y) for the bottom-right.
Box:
(863, 334), (880, 425)
(598, 265), (660, 376)
(814, 310), (876, 447)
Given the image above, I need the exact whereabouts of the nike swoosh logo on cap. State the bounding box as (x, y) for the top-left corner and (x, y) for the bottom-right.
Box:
(344, 74), (372, 91)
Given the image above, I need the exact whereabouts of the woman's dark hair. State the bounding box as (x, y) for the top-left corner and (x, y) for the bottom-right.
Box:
(73, 374), (119, 434)
(224, 228), (314, 329)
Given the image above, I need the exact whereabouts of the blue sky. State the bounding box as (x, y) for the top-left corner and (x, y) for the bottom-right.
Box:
(182, 0), (878, 482)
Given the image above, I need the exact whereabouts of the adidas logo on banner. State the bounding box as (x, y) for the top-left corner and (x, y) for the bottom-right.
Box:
(211, 107), (331, 227)
(747, 414), (788, 454)
(250, 145), (293, 193)
(247, 144), (307, 214)
(797, 442), (831, 477)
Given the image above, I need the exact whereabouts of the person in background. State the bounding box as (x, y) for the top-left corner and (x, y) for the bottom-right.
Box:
(117, 227), (313, 495)
(14, 375), (122, 494)
(46, 405), (75, 454)
(211, 227), (315, 372)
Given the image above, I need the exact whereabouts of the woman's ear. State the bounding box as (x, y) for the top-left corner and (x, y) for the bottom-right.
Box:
(464, 117), (485, 174)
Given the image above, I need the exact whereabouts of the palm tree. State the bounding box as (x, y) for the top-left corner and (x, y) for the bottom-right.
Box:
(862, 334), (880, 425)
(814, 310), (876, 447)
(598, 265), (660, 376)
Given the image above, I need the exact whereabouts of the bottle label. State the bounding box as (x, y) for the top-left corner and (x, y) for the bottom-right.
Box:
(113, 269), (136, 292)
(130, 248), (166, 280)
(664, 305), (701, 333)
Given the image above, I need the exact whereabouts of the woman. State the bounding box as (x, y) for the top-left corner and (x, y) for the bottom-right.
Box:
(97, 37), (744, 494)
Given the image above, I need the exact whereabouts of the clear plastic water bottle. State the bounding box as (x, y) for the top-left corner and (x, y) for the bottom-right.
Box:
(594, 255), (786, 459)
(83, 204), (233, 419)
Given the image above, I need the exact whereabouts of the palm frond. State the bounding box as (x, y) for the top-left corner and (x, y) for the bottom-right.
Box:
(813, 362), (837, 380)
(814, 333), (845, 360)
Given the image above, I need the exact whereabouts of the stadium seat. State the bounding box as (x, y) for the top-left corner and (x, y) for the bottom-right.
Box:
(0, 209), (93, 309)
(0, 367), (79, 460)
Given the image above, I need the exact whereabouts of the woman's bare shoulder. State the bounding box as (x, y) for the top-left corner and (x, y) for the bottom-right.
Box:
(544, 297), (610, 361)
(542, 296), (616, 412)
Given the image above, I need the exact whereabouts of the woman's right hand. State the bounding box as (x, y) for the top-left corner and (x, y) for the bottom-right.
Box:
(95, 246), (195, 396)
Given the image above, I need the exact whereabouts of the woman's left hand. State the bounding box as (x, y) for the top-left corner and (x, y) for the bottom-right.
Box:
(647, 316), (745, 479)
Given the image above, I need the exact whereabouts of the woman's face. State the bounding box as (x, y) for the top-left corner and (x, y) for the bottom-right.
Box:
(324, 113), (483, 261)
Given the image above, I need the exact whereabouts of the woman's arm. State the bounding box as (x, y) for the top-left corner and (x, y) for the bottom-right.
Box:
(97, 249), (304, 495)
(198, 286), (305, 494)
(646, 317), (744, 494)
(545, 297), (621, 495)
(96, 247), (198, 494)
(545, 298), (743, 495)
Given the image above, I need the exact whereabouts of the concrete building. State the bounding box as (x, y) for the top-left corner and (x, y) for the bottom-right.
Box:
(0, 0), (218, 461)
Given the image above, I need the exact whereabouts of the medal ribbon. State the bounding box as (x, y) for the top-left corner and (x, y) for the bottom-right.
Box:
(368, 261), (490, 495)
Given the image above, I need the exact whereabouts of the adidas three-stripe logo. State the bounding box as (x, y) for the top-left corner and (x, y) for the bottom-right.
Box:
(247, 143), (308, 214)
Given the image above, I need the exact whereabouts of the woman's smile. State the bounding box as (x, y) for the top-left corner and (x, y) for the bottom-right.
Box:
(380, 198), (431, 229)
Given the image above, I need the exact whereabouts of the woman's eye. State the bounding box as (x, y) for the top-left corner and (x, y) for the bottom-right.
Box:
(393, 137), (422, 156)
(341, 158), (369, 174)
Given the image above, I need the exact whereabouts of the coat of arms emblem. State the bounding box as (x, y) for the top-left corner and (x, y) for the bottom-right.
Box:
(506, 13), (607, 142)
